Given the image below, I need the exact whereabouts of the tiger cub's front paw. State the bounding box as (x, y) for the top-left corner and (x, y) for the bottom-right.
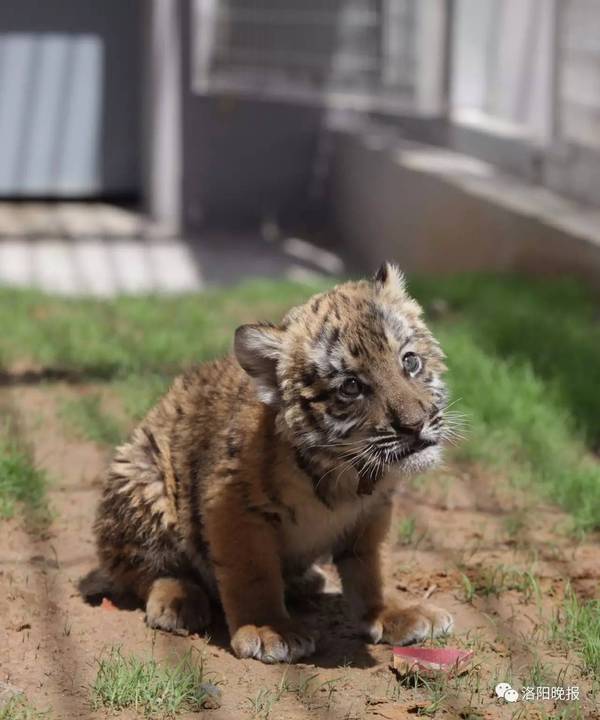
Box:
(231, 621), (317, 663)
(365, 602), (453, 645)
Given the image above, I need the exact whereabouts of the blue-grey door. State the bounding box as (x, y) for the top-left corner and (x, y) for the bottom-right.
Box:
(0, 0), (141, 197)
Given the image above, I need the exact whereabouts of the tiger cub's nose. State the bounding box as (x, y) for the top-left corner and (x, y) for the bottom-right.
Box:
(394, 419), (425, 436)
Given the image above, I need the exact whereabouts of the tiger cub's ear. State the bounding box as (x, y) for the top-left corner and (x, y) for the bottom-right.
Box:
(373, 261), (407, 299)
(234, 323), (283, 405)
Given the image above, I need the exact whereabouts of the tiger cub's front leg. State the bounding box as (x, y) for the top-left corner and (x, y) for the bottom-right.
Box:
(335, 503), (453, 645)
(205, 492), (316, 664)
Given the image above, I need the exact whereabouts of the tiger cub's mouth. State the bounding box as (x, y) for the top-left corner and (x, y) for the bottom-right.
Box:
(353, 436), (440, 495)
(352, 434), (438, 480)
(371, 436), (438, 467)
(388, 437), (437, 464)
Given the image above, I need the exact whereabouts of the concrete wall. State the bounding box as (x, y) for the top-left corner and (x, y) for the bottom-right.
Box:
(330, 128), (600, 286)
(180, 96), (326, 230)
(180, 0), (327, 232)
(142, 0), (328, 233)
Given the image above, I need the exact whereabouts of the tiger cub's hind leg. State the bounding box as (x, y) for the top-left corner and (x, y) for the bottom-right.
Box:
(145, 577), (211, 636)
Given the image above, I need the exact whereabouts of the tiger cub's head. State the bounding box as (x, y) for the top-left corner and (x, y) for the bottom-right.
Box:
(235, 263), (451, 494)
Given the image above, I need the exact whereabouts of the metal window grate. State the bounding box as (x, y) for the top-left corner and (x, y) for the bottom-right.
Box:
(192, 0), (419, 112)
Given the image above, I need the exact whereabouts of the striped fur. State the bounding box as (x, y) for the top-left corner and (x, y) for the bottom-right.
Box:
(91, 263), (454, 662)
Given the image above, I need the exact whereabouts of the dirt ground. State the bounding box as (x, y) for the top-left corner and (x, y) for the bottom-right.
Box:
(1, 382), (599, 720)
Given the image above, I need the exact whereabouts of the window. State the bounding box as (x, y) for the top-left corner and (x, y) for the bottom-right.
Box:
(192, 0), (431, 113)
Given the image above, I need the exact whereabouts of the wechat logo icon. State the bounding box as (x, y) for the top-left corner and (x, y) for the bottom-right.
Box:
(495, 683), (519, 703)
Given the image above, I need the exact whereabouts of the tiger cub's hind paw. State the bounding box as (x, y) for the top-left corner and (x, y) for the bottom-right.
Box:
(145, 577), (211, 636)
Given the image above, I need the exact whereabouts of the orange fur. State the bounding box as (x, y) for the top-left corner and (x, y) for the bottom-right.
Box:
(90, 263), (454, 662)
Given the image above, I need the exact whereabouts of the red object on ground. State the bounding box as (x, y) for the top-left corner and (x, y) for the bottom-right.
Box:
(392, 647), (474, 676)
(100, 597), (117, 611)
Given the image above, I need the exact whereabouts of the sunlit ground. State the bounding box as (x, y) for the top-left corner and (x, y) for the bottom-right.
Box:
(1, 273), (599, 719)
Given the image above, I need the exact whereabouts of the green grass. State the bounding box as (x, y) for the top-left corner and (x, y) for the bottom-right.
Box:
(91, 647), (211, 717)
(397, 515), (417, 546)
(1, 273), (599, 530)
(246, 687), (282, 719)
(0, 696), (49, 720)
(0, 426), (47, 520)
(503, 509), (528, 539)
(0, 281), (329, 378)
(411, 274), (600, 531)
(550, 587), (600, 679)
(60, 393), (125, 446)
(114, 373), (172, 424)
(246, 671), (343, 718)
(460, 565), (541, 602)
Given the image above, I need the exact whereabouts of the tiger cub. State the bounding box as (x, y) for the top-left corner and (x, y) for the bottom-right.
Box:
(92, 263), (453, 663)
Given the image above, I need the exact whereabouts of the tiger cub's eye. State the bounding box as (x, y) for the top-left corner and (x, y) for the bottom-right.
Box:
(339, 377), (362, 399)
(402, 352), (422, 376)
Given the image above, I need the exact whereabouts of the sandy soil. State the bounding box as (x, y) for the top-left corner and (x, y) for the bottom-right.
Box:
(1, 383), (599, 719)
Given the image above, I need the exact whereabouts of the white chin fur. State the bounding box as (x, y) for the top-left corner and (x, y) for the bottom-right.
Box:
(398, 445), (442, 474)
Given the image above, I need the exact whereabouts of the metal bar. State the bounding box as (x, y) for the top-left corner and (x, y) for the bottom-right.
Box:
(216, 8), (381, 26)
(441, 0), (455, 116)
(548, 0), (563, 143)
(213, 47), (399, 71)
(192, 0), (218, 93)
(415, 0), (452, 115)
(381, 0), (405, 87)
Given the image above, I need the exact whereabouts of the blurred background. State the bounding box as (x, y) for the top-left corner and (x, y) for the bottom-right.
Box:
(1, 4), (600, 719)
(1, 0), (600, 292)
